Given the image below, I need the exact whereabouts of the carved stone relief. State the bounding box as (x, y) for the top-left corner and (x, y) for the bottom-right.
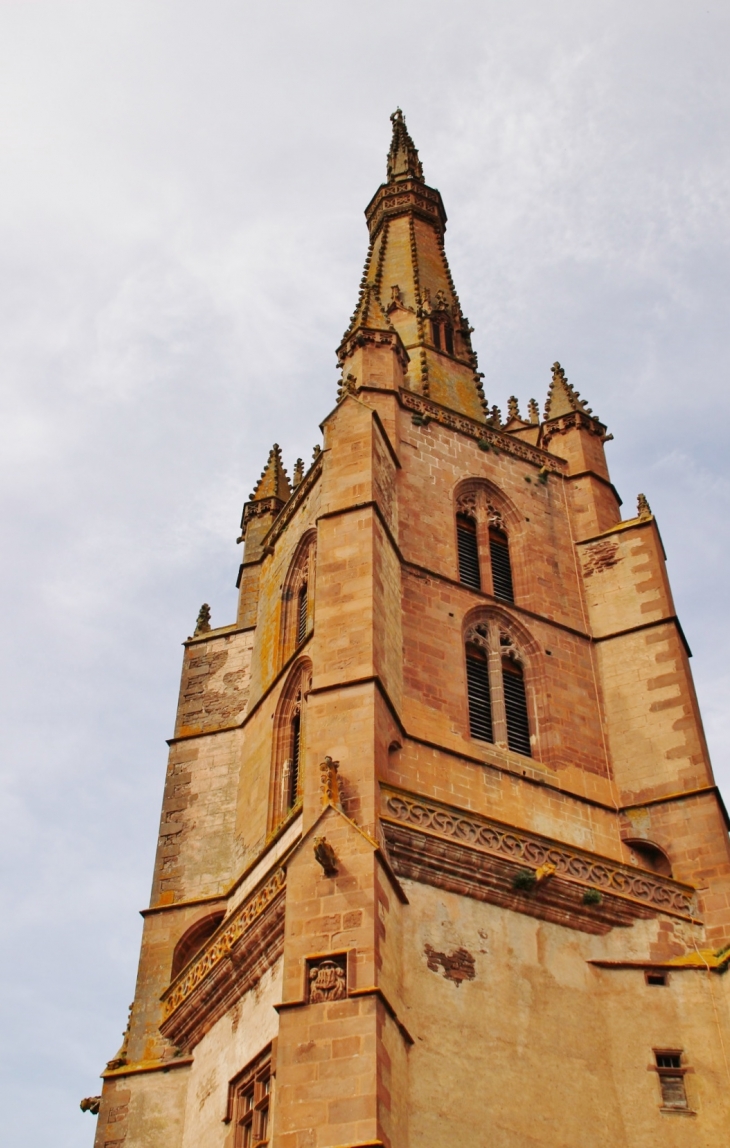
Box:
(308, 957), (347, 1003)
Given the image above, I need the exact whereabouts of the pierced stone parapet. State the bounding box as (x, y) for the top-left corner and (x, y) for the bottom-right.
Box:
(160, 868), (286, 1049)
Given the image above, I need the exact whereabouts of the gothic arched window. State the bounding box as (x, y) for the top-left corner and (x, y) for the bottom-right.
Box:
(455, 483), (517, 604)
(170, 911), (225, 980)
(464, 618), (533, 757)
(280, 530), (316, 666)
(269, 659), (312, 831)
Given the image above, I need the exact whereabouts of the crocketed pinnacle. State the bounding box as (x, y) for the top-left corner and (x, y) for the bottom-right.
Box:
(544, 362), (598, 421)
(342, 283), (397, 344)
(250, 444), (291, 503)
(387, 108), (424, 183)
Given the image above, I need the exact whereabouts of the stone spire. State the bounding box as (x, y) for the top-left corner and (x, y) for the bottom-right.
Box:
(339, 112), (487, 422)
(249, 444), (291, 504)
(544, 362), (598, 422)
(387, 108), (424, 183)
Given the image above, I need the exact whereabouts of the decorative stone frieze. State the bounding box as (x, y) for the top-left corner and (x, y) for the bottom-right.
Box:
(381, 789), (697, 933)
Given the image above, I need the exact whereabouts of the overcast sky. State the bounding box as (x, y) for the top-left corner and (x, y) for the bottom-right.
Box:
(1, 2), (729, 1144)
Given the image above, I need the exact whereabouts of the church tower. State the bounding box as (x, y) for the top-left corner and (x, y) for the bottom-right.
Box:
(90, 111), (730, 1148)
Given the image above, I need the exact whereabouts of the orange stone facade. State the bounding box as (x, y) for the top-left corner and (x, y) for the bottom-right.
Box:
(92, 112), (730, 1148)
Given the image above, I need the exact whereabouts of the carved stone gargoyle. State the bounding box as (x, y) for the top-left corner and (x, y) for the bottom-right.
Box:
(80, 1097), (101, 1115)
(313, 836), (338, 877)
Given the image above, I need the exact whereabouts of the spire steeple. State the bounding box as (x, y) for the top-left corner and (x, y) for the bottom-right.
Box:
(338, 111), (487, 422)
(387, 108), (424, 183)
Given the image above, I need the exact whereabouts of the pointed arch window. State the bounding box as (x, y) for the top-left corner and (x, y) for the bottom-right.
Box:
(270, 659), (311, 831)
(455, 485), (519, 604)
(464, 620), (533, 757)
(170, 911), (225, 980)
(280, 531), (316, 667)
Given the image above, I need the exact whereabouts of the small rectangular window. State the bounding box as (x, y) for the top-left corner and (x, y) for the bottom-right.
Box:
(457, 515), (481, 590)
(654, 1050), (688, 1110)
(645, 971), (667, 986)
(466, 646), (493, 742)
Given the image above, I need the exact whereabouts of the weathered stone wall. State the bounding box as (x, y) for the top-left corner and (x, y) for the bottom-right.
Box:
(401, 880), (730, 1147)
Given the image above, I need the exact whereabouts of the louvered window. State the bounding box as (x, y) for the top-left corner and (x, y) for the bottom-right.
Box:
(457, 515), (481, 590)
(466, 646), (493, 742)
(655, 1052), (688, 1109)
(502, 658), (531, 756)
(297, 584), (308, 645)
(288, 712), (301, 808)
(489, 527), (514, 602)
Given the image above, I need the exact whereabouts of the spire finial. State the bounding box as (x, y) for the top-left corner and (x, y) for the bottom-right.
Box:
(387, 109), (424, 184)
(250, 444), (291, 503)
(544, 361), (600, 422)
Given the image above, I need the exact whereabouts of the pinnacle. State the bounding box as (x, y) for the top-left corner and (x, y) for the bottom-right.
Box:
(250, 444), (292, 503)
(351, 283), (396, 333)
(387, 108), (424, 184)
(544, 362), (598, 421)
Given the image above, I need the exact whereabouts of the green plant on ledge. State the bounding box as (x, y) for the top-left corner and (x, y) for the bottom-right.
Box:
(513, 868), (537, 892)
(582, 888), (602, 905)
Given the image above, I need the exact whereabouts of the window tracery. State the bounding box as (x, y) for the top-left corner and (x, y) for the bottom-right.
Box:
(455, 482), (517, 603)
(464, 615), (534, 757)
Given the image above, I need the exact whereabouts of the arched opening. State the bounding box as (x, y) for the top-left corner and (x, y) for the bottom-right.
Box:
(625, 839), (673, 877)
(170, 911), (225, 980)
(502, 657), (531, 757)
(457, 513), (481, 590)
(270, 658), (312, 832)
(466, 643), (493, 742)
(489, 527), (514, 603)
(280, 531), (316, 667)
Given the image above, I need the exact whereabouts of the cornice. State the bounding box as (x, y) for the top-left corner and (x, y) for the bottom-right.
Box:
(395, 388), (567, 473)
(364, 178), (446, 240)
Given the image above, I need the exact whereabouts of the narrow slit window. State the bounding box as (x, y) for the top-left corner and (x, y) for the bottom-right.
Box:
(444, 324), (454, 355)
(288, 712), (301, 809)
(466, 645), (493, 742)
(654, 1052), (688, 1110)
(502, 658), (531, 756)
(297, 584), (308, 645)
(432, 320), (442, 350)
(457, 514), (481, 590)
(489, 527), (514, 602)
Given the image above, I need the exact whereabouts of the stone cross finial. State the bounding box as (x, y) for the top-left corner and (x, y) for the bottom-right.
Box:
(319, 756), (340, 807)
(194, 603), (211, 635)
(637, 493), (652, 520)
(508, 396), (521, 421)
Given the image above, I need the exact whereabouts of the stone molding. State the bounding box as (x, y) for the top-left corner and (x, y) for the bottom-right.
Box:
(160, 868), (286, 1050)
(380, 789), (697, 934)
(397, 389), (567, 473)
